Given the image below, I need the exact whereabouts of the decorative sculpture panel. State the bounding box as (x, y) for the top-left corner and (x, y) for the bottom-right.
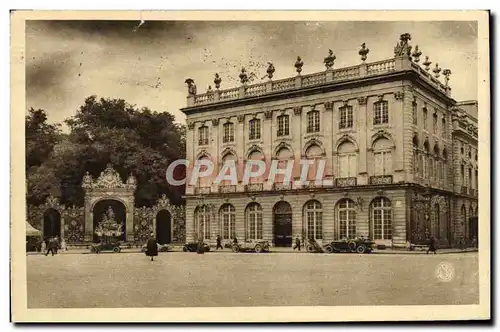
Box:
(62, 206), (85, 243)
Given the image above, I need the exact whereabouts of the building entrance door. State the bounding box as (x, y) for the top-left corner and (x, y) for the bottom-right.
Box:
(273, 201), (292, 247)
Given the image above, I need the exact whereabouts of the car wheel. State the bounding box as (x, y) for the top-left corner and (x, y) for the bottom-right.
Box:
(232, 245), (240, 253)
(324, 245), (334, 253)
(356, 245), (366, 254)
(348, 241), (357, 252)
(306, 245), (315, 252)
(90, 247), (95, 253)
(183, 246), (188, 252)
(254, 244), (263, 253)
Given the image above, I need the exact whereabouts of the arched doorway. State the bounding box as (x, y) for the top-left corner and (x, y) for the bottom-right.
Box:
(273, 201), (292, 247)
(93, 199), (127, 242)
(156, 210), (172, 244)
(43, 208), (61, 239)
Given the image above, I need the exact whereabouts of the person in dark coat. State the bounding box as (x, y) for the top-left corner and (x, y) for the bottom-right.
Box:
(427, 237), (437, 254)
(293, 237), (301, 251)
(45, 237), (58, 256)
(216, 235), (223, 250)
(146, 233), (158, 261)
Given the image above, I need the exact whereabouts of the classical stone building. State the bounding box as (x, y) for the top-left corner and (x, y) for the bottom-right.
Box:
(181, 33), (478, 248)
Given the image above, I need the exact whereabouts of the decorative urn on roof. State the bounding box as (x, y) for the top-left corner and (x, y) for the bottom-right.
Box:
(324, 49), (336, 69)
(294, 56), (304, 74)
(359, 43), (370, 62)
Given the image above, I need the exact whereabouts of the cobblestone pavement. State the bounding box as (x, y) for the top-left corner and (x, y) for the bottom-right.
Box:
(27, 251), (479, 308)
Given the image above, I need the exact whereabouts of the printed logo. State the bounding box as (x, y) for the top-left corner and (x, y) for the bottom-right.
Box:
(435, 261), (455, 282)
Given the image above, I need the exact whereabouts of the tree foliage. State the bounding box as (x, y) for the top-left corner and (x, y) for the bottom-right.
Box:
(26, 96), (186, 207)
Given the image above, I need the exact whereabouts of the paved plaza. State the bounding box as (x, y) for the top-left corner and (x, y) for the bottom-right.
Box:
(27, 251), (479, 308)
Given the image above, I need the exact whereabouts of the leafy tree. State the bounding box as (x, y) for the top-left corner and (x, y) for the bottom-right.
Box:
(62, 96), (186, 207)
(26, 96), (186, 208)
(25, 108), (61, 170)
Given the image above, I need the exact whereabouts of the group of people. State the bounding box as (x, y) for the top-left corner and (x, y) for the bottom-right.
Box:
(38, 236), (67, 256)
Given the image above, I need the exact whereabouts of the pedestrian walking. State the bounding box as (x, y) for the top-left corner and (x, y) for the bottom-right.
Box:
(216, 235), (223, 250)
(293, 237), (301, 251)
(426, 237), (437, 254)
(60, 238), (67, 252)
(145, 233), (158, 261)
(40, 240), (46, 255)
(45, 237), (57, 256)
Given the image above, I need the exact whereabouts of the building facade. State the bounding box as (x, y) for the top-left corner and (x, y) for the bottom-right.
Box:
(181, 33), (478, 248)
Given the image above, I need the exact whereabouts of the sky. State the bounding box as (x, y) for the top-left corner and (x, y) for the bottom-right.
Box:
(26, 20), (478, 129)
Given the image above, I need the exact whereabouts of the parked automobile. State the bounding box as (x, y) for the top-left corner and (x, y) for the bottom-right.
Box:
(90, 240), (122, 253)
(306, 238), (325, 253)
(232, 240), (270, 253)
(141, 243), (171, 253)
(323, 238), (375, 254)
(183, 242), (210, 252)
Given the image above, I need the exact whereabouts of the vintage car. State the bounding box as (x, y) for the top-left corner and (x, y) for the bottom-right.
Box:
(323, 238), (375, 254)
(231, 240), (270, 253)
(141, 243), (171, 253)
(183, 242), (211, 252)
(90, 240), (122, 253)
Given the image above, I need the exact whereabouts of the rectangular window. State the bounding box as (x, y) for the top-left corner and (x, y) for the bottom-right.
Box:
(339, 106), (353, 129)
(461, 164), (465, 185)
(307, 111), (320, 133)
(423, 108), (428, 130)
(412, 102), (418, 125)
(223, 122), (234, 143)
(442, 118), (446, 137)
(469, 167), (473, 188)
(277, 115), (290, 136)
(249, 119), (261, 140)
(433, 113), (438, 134)
(198, 126), (209, 145)
(373, 101), (389, 125)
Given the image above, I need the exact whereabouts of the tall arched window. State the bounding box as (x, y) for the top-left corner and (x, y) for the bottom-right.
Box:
(245, 203), (263, 240)
(219, 153), (237, 186)
(305, 144), (323, 181)
(423, 140), (430, 179)
(443, 149), (448, 186)
(247, 150), (264, 184)
(337, 199), (356, 239)
(337, 141), (357, 178)
(306, 110), (320, 133)
(371, 197), (392, 240)
(274, 147), (293, 184)
(197, 155), (212, 188)
(434, 144), (440, 182)
(469, 205), (474, 221)
(195, 205), (211, 241)
(219, 204), (236, 240)
(413, 135), (420, 176)
(304, 200), (323, 240)
(372, 138), (392, 176)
